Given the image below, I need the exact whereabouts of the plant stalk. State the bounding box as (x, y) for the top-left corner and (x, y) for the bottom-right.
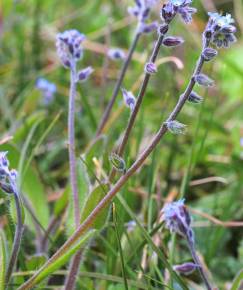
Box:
(95, 30), (141, 137)
(5, 192), (24, 288)
(109, 20), (173, 181)
(64, 61), (82, 290)
(187, 237), (213, 290)
(18, 36), (208, 290)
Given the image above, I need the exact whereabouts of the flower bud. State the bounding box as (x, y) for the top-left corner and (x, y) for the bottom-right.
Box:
(121, 89), (136, 111)
(202, 47), (218, 61)
(144, 62), (157, 75)
(194, 73), (214, 87)
(163, 36), (184, 47)
(165, 120), (187, 135)
(107, 48), (126, 61)
(139, 21), (158, 34)
(187, 91), (203, 104)
(158, 23), (169, 35)
(220, 25), (236, 34)
(173, 262), (200, 275)
(161, 3), (175, 23)
(109, 153), (126, 174)
(77, 67), (94, 83)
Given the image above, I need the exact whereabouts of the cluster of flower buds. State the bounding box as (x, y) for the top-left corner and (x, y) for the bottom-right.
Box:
(107, 48), (126, 61)
(36, 78), (56, 105)
(121, 89), (136, 111)
(0, 152), (18, 194)
(128, 0), (158, 34)
(109, 153), (126, 174)
(56, 29), (86, 68)
(165, 120), (187, 135)
(204, 13), (237, 49)
(161, 0), (197, 24)
(162, 199), (194, 243)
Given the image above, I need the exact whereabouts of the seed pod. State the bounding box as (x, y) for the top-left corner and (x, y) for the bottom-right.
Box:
(194, 73), (214, 87)
(144, 62), (157, 74)
(202, 47), (218, 61)
(109, 153), (126, 174)
(163, 36), (184, 47)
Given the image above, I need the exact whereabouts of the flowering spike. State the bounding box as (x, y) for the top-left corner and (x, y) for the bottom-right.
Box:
(56, 30), (86, 68)
(173, 262), (200, 275)
(121, 89), (136, 111)
(165, 120), (187, 134)
(205, 13), (237, 49)
(0, 152), (18, 195)
(194, 73), (214, 87)
(109, 153), (126, 174)
(163, 36), (184, 47)
(144, 62), (157, 74)
(77, 67), (94, 83)
(107, 48), (126, 61)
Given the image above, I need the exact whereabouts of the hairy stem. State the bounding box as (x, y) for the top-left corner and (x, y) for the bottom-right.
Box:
(95, 30), (141, 137)
(64, 61), (82, 290)
(109, 21), (172, 181)
(5, 192), (24, 288)
(18, 35), (208, 290)
(187, 237), (213, 290)
(68, 61), (80, 227)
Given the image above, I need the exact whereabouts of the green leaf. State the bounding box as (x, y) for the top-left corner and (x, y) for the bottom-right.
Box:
(25, 254), (47, 271)
(27, 230), (96, 287)
(85, 135), (107, 171)
(0, 231), (7, 290)
(230, 269), (243, 290)
(80, 183), (109, 230)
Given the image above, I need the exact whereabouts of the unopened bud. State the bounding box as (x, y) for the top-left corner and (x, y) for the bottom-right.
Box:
(187, 91), (203, 104)
(109, 153), (126, 174)
(77, 67), (94, 83)
(107, 48), (126, 61)
(220, 25), (236, 34)
(202, 47), (218, 61)
(163, 36), (184, 47)
(165, 120), (187, 135)
(158, 23), (169, 35)
(173, 262), (200, 275)
(145, 62), (157, 75)
(121, 89), (136, 111)
(139, 22), (158, 34)
(194, 73), (214, 87)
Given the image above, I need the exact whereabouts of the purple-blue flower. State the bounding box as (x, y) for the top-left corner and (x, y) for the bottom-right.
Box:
(77, 67), (94, 83)
(121, 89), (136, 111)
(162, 199), (193, 240)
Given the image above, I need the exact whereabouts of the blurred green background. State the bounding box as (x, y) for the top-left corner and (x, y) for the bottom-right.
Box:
(0, 0), (243, 289)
